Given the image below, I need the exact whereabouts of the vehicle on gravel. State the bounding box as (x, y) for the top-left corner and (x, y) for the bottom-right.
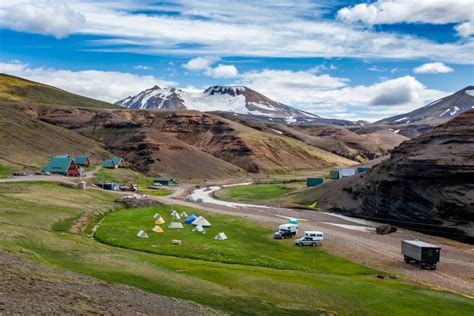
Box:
(274, 224), (298, 239)
(402, 240), (440, 270)
(35, 171), (51, 176)
(12, 172), (28, 176)
(294, 231), (324, 246)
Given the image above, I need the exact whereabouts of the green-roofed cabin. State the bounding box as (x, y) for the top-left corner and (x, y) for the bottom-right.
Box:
(306, 177), (324, 187)
(112, 156), (126, 168)
(329, 170), (339, 180)
(42, 157), (79, 176)
(75, 156), (91, 167)
(102, 159), (116, 169)
(153, 178), (178, 186)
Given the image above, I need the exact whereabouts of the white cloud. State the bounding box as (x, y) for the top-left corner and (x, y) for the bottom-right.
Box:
(337, 0), (473, 42)
(1, 1), (85, 38)
(236, 69), (447, 121)
(182, 57), (218, 71)
(239, 69), (348, 104)
(0, 1), (466, 63)
(455, 21), (474, 38)
(413, 62), (454, 74)
(133, 65), (152, 70)
(337, 0), (473, 25)
(0, 61), (176, 102)
(207, 64), (238, 78)
(183, 57), (238, 78)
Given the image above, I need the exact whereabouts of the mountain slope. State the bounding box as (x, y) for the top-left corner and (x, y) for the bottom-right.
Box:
(0, 103), (112, 168)
(306, 109), (474, 242)
(0, 74), (116, 108)
(116, 85), (361, 126)
(371, 86), (474, 137)
(36, 107), (354, 175)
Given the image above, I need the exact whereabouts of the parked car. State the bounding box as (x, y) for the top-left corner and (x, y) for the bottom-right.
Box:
(35, 171), (51, 176)
(12, 171), (28, 176)
(294, 231), (324, 246)
(294, 237), (321, 246)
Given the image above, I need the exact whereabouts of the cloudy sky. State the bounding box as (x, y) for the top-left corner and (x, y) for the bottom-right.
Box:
(0, 0), (473, 121)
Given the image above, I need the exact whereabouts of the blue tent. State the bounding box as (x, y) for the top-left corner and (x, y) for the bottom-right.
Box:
(184, 214), (197, 224)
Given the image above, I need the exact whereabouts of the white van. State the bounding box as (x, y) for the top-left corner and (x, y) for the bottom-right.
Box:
(304, 231), (324, 241)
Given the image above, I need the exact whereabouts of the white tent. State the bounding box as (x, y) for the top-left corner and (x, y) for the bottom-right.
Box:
(172, 213), (181, 220)
(214, 232), (227, 240)
(171, 210), (178, 216)
(136, 230), (149, 238)
(153, 213), (162, 219)
(192, 225), (205, 234)
(191, 216), (211, 227)
(180, 211), (188, 217)
(168, 222), (184, 229)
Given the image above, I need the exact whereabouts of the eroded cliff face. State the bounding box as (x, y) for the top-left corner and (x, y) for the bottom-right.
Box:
(318, 110), (474, 243)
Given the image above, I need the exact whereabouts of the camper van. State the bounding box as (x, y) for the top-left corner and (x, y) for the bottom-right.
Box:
(274, 224), (299, 239)
(294, 231), (324, 246)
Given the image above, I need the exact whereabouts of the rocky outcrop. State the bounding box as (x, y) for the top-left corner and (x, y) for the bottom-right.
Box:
(318, 109), (474, 243)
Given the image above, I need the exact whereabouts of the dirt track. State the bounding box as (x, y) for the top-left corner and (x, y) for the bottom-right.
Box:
(157, 189), (474, 297)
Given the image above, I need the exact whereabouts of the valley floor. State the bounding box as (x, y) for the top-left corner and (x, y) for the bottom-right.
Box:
(167, 185), (474, 297)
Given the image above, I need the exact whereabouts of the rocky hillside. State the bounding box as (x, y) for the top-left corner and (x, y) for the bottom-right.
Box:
(34, 106), (353, 177)
(311, 109), (474, 243)
(116, 85), (362, 126)
(0, 103), (112, 169)
(217, 114), (407, 162)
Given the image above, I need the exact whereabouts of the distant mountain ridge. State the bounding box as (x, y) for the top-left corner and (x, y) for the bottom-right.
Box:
(116, 85), (362, 126)
(377, 86), (474, 126)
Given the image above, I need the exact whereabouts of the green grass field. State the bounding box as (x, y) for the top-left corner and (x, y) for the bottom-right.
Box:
(0, 162), (19, 178)
(214, 184), (296, 203)
(94, 168), (171, 196)
(0, 182), (473, 315)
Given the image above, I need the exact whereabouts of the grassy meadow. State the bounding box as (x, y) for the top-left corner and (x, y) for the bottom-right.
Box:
(0, 182), (473, 315)
(214, 183), (297, 204)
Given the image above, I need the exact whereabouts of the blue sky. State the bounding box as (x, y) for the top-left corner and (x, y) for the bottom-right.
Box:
(0, 0), (473, 121)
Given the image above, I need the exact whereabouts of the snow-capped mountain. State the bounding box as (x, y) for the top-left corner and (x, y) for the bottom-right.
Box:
(116, 85), (325, 124)
(377, 86), (474, 125)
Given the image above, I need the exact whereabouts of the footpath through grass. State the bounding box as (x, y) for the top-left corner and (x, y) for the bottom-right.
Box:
(214, 183), (296, 203)
(0, 182), (473, 315)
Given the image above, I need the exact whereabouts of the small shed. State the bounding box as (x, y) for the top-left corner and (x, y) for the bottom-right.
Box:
(306, 177), (324, 187)
(112, 157), (126, 168)
(153, 178), (178, 186)
(102, 159), (117, 169)
(102, 183), (121, 191)
(357, 167), (371, 174)
(329, 170), (339, 180)
(75, 156), (91, 167)
(42, 157), (79, 176)
(339, 168), (356, 178)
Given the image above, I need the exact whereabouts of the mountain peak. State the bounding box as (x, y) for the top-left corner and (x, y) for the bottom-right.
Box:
(204, 85), (248, 96)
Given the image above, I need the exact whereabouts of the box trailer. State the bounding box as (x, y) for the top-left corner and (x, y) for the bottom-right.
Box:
(401, 240), (441, 270)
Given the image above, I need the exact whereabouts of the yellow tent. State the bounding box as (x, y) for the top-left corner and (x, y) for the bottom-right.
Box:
(155, 217), (165, 225)
(152, 225), (164, 233)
